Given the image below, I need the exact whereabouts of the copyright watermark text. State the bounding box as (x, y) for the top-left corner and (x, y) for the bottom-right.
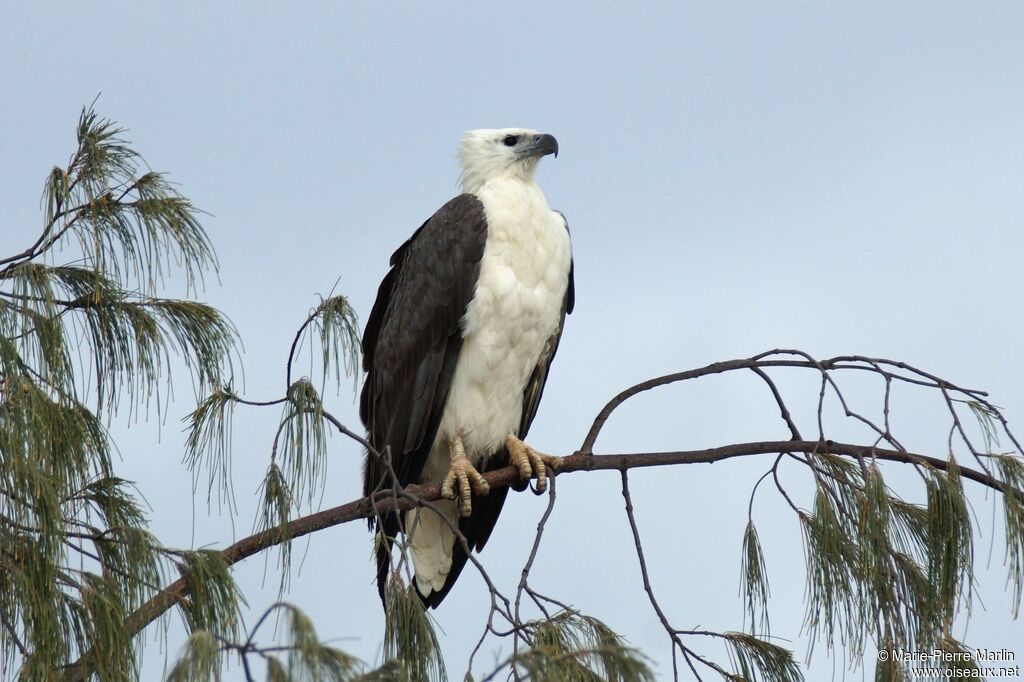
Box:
(877, 647), (1019, 678)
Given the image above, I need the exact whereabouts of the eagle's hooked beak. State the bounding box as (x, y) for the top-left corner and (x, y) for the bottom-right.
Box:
(521, 133), (559, 159)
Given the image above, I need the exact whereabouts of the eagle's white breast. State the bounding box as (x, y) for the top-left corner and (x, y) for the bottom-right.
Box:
(408, 175), (571, 594)
(420, 178), (571, 482)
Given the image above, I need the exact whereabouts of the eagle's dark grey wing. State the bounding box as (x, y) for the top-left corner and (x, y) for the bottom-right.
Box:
(420, 217), (575, 609)
(360, 194), (488, 603)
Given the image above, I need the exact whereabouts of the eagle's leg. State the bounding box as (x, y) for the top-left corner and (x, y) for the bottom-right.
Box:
(506, 435), (563, 493)
(440, 432), (490, 517)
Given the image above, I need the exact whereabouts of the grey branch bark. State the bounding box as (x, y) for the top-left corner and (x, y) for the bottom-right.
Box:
(62, 437), (1004, 682)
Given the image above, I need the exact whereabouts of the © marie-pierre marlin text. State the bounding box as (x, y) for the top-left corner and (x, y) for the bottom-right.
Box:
(883, 648), (1015, 663)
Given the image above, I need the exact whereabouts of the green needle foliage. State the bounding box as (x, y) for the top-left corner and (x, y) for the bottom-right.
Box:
(315, 294), (362, 394)
(383, 576), (447, 682)
(167, 602), (401, 682)
(183, 385), (238, 508)
(164, 631), (221, 682)
(511, 610), (655, 682)
(798, 451), (979, 671)
(275, 603), (367, 680)
(740, 521), (770, 636)
(278, 379), (329, 508)
(724, 632), (801, 682)
(997, 453), (1024, 614)
(0, 106), (241, 679)
(173, 550), (244, 637)
(183, 294), (362, 590)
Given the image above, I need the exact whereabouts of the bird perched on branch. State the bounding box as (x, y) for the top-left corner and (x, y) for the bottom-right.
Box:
(360, 129), (574, 608)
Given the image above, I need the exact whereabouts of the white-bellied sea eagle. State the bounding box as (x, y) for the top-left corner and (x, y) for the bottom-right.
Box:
(360, 129), (574, 608)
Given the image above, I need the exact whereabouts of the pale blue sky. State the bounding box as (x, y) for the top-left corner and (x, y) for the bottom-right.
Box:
(2, 2), (1022, 679)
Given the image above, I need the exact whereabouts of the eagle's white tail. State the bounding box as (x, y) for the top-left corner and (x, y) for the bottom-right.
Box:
(405, 500), (459, 596)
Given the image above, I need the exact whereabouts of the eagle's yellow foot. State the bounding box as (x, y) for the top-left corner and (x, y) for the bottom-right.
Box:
(440, 435), (489, 517)
(506, 435), (562, 493)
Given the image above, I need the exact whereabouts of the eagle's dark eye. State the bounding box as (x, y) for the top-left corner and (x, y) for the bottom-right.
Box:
(503, 135), (519, 147)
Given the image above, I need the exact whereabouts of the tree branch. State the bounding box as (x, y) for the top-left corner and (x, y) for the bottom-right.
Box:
(61, 437), (1010, 681)
(579, 351), (991, 453)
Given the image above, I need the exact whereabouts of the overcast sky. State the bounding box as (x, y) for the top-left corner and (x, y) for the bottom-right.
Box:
(2, 2), (1022, 679)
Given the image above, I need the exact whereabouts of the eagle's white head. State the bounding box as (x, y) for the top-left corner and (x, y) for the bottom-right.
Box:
(458, 128), (559, 194)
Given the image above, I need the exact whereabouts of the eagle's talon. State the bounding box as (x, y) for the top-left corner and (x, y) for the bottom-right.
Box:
(506, 435), (561, 493)
(442, 455), (489, 517)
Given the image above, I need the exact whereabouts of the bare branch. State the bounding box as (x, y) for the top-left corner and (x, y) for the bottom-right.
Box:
(61, 432), (1013, 681)
(581, 351), (991, 453)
